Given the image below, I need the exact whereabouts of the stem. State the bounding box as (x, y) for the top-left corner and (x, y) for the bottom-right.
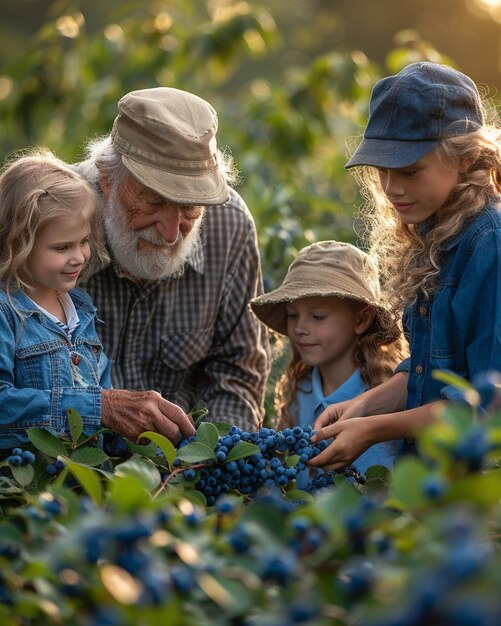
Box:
(153, 462), (209, 499)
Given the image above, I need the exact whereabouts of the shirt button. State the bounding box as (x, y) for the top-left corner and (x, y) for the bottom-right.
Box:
(415, 365), (423, 374)
(72, 354), (80, 366)
(419, 306), (427, 316)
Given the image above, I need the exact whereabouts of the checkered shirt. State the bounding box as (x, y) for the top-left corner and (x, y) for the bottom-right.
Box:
(84, 188), (270, 431)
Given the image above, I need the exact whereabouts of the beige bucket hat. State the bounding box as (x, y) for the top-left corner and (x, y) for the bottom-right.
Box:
(250, 240), (391, 336)
(111, 87), (229, 205)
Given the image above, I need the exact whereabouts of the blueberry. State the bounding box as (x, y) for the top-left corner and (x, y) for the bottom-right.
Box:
(21, 450), (36, 465)
(170, 566), (196, 593)
(227, 527), (251, 553)
(216, 499), (236, 515)
(41, 497), (64, 516)
(422, 474), (448, 499)
(340, 559), (374, 598)
(259, 550), (297, 584)
(182, 468), (197, 481)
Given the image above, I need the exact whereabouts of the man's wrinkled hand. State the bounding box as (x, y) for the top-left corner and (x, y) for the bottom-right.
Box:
(101, 389), (195, 444)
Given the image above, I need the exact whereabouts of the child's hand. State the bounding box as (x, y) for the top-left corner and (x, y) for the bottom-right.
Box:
(309, 417), (373, 471)
(313, 396), (367, 430)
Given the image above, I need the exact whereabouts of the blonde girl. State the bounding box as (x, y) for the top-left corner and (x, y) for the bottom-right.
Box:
(0, 149), (110, 450)
(309, 62), (501, 470)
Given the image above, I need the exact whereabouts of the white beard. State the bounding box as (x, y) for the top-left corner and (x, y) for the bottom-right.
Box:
(103, 185), (204, 281)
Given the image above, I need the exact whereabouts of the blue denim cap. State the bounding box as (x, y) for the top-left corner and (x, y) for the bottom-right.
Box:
(345, 62), (484, 169)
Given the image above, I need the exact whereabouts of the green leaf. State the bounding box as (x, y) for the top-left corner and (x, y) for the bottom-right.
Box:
(432, 369), (480, 406)
(285, 488), (314, 503)
(391, 456), (430, 508)
(284, 454), (300, 467)
(189, 400), (209, 426)
(114, 455), (162, 491)
(108, 474), (152, 511)
(225, 442), (260, 463)
(431, 369), (474, 390)
(63, 458), (103, 505)
(439, 402), (475, 432)
(10, 463), (34, 487)
(0, 475), (24, 492)
(448, 468), (501, 507)
(183, 488), (207, 508)
(67, 408), (83, 443)
(176, 442), (217, 464)
(27, 428), (67, 458)
(364, 465), (392, 482)
(189, 399), (208, 415)
(196, 422), (219, 449)
(137, 432), (176, 467)
(70, 446), (110, 467)
(213, 422), (232, 436)
(124, 438), (159, 458)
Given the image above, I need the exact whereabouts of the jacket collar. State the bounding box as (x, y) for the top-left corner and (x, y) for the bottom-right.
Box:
(7, 288), (95, 317)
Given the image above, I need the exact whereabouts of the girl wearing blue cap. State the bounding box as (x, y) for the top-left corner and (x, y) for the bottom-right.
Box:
(309, 62), (501, 470)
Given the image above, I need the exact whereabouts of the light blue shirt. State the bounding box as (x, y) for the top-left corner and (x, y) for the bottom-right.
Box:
(295, 367), (399, 485)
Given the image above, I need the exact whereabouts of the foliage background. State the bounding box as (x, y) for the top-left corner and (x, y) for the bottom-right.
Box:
(1, 0), (501, 408)
(2, 1), (501, 280)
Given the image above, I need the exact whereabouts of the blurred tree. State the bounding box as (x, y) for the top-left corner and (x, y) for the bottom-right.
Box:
(0, 0), (492, 419)
(0, 0), (481, 288)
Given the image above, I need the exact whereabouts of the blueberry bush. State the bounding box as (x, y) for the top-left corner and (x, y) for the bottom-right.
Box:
(2, 4), (501, 624)
(1, 374), (501, 625)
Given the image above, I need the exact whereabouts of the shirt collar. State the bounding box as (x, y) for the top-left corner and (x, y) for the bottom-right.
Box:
(311, 367), (367, 417)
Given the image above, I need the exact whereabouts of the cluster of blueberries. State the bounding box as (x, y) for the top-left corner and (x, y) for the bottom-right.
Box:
(46, 458), (66, 476)
(6, 447), (35, 466)
(177, 424), (365, 505)
(5, 447), (65, 477)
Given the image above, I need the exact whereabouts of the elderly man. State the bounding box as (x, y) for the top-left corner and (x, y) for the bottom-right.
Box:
(76, 87), (270, 443)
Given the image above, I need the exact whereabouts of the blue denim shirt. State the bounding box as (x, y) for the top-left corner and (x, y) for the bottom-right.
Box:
(295, 367), (400, 486)
(402, 204), (501, 409)
(0, 287), (111, 449)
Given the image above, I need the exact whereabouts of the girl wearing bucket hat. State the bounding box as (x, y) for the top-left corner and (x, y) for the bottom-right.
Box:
(308, 62), (501, 472)
(250, 240), (408, 479)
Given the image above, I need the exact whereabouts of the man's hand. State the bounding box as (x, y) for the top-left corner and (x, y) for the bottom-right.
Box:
(101, 389), (196, 444)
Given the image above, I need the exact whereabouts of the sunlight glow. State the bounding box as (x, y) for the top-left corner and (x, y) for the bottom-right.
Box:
(471, 0), (501, 23)
(477, 0), (501, 7)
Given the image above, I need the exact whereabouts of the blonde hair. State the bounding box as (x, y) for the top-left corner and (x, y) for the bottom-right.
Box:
(274, 299), (409, 429)
(0, 148), (108, 296)
(353, 126), (501, 312)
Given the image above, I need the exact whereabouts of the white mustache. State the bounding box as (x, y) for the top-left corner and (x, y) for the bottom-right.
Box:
(137, 228), (182, 248)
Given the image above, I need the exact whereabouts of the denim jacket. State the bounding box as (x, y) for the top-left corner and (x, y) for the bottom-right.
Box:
(0, 287), (111, 449)
(402, 203), (501, 409)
